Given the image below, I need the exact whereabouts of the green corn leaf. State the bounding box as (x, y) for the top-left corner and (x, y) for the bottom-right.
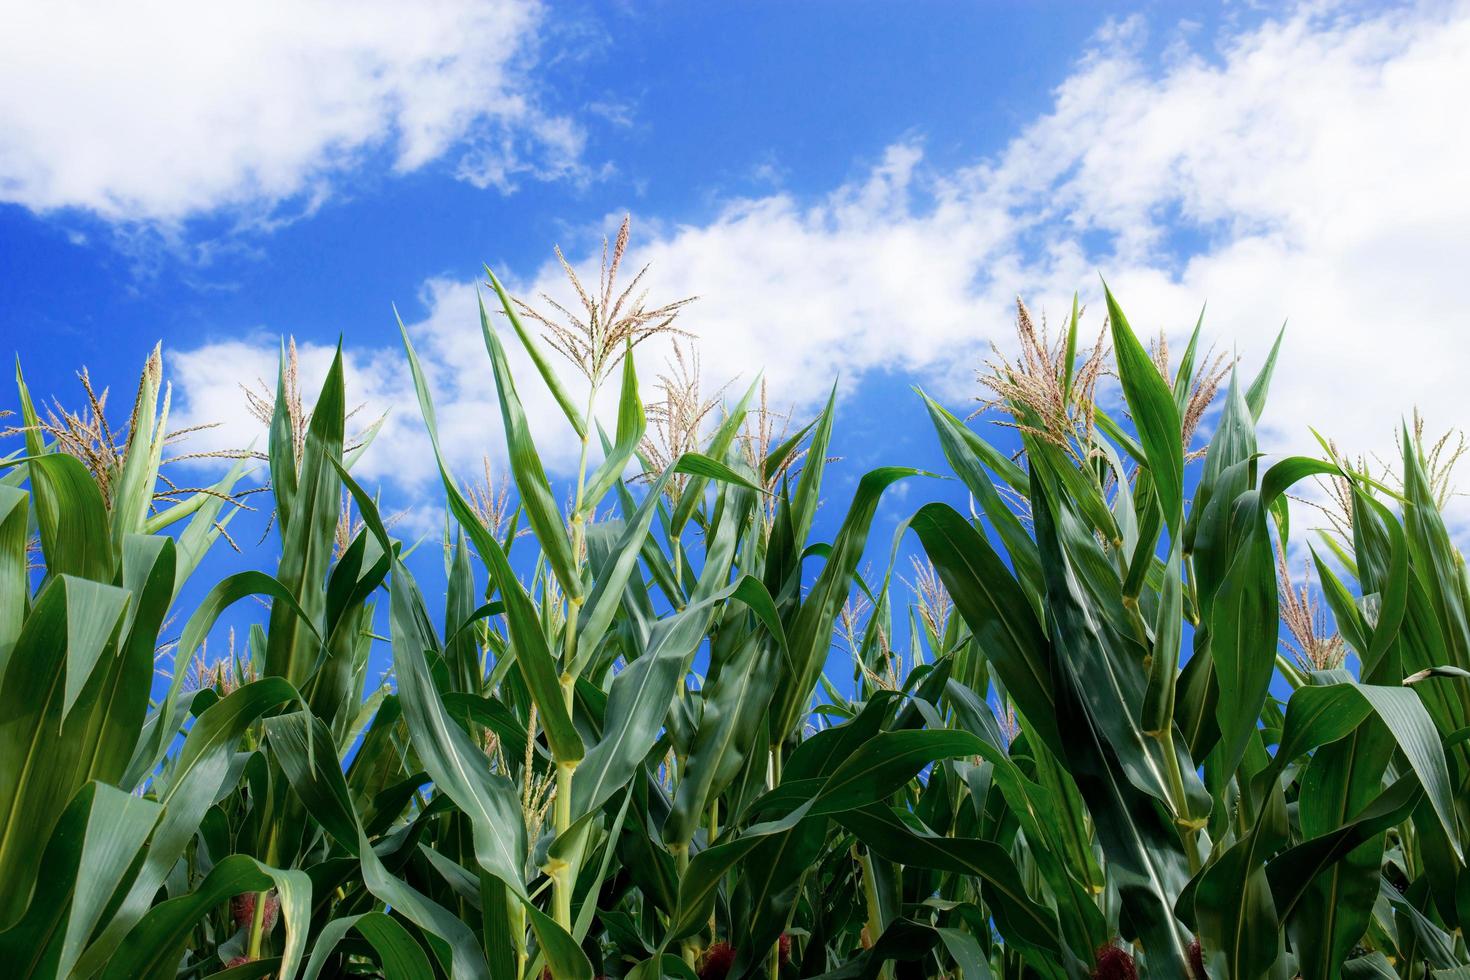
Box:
(1104, 284), (1184, 537)
(1288, 715), (1398, 980)
(265, 346), (343, 688)
(1193, 780), (1288, 980)
(1029, 484), (1196, 973)
(575, 452), (766, 679)
(524, 902), (594, 980)
(392, 321), (583, 759)
(1093, 408), (1148, 469)
(1379, 876), (1461, 969)
(335, 461), (532, 893)
(1275, 677), (1461, 858)
(1353, 492), (1411, 681)
(108, 345), (165, 552)
(1260, 455), (1341, 511)
(263, 709), (361, 853)
(669, 378), (758, 536)
(0, 575), (129, 928)
(918, 389), (1029, 492)
(59, 576), (131, 722)
(131, 569), (324, 781)
(164, 454), (251, 596)
(1209, 491), (1277, 778)
(74, 677), (302, 975)
(727, 808), (829, 978)
(1342, 952), (1401, 978)
(0, 485), (26, 675)
(571, 463), (682, 678)
(947, 681), (1107, 958)
(570, 787), (634, 943)
(1171, 306), (1205, 416)
(1061, 292), (1081, 401)
(1142, 538), (1183, 734)
(838, 805), (1067, 962)
(471, 298), (583, 600)
(580, 344), (646, 514)
(790, 384), (838, 545)
(357, 824), (492, 980)
(917, 392), (1042, 598)
(443, 529), (479, 692)
(775, 467), (924, 740)
(301, 911), (434, 980)
(11, 359), (44, 458)
(1269, 773), (1423, 923)
(625, 955), (701, 980)
(268, 341), (299, 522)
(668, 806), (813, 944)
(572, 529), (750, 818)
(0, 781), (160, 980)
(810, 728), (986, 816)
(99, 854), (310, 980)
(671, 696), (897, 946)
(83, 534), (174, 787)
(910, 502), (1063, 756)
(664, 630), (781, 845)
(763, 416), (817, 485)
(266, 710), (476, 979)
(485, 266), (587, 439)
(1245, 323), (1286, 421)
(444, 693), (534, 766)
(12, 452), (114, 583)
(476, 525), (584, 762)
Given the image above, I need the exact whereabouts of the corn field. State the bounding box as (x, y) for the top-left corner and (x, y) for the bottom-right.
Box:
(2, 254), (1469, 980)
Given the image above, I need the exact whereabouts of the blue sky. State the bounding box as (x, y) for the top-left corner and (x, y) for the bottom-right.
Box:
(1, 0), (1233, 359)
(3, 0), (1467, 686)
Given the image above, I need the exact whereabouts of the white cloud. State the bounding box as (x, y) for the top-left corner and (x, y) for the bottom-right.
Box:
(0, 0), (578, 222)
(165, 277), (607, 499)
(167, 1), (1470, 526)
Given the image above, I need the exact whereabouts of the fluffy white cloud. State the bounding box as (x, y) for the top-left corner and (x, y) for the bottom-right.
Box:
(0, 0), (578, 222)
(164, 275), (623, 505)
(167, 1), (1470, 525)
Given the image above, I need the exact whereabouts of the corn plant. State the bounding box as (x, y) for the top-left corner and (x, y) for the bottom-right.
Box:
(0, 248), (1466, 980)
(907, 291), (1470, 978)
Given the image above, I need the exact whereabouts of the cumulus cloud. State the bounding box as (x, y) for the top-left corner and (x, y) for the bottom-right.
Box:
(167, 1), (1470, 523)
(166, 279), (589, 491)
(0, 0), (580, 222)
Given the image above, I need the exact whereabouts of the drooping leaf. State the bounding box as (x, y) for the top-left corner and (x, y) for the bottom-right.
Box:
(100, 854), (310, 980)
(301, 911), (434, 980)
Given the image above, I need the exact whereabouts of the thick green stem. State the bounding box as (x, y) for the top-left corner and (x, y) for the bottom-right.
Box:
(245, 890), (269, 961)
(247, 825), (280, 961)
(855, 845), (885, 978)
(552, 764), (576, 931)
(673, 843), (698, 967)
(562, 384), (595, 665)
(507, 889), (528, 979)
(549, 390), (598, 945)
(1155, 728), (1202, 874)
(707, 803), (720, 937)
(552, 675), (579, 935)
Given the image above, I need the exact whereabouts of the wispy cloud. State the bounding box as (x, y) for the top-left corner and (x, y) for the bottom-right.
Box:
(0, 0), (581, 224)
(166, 2), (1470, 522)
